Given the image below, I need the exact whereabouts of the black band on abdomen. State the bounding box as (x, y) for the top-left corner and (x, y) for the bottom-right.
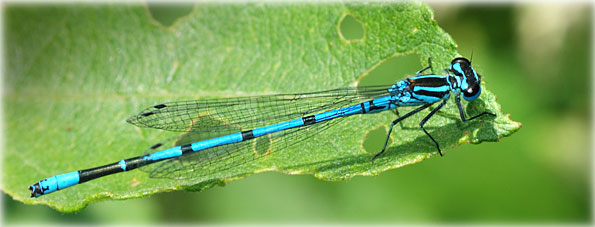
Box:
(241, 130), (255, 140)
(181, 144), (193, 154)
(79, 156), (152, 183)
(302, 115), (316, 125)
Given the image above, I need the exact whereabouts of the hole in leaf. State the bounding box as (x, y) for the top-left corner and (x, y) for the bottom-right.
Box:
(358, 54), (424, 156)
(147, 3), (194, 27)
(253, 135), (272, 156)
(363, 127), (392, 155)
(339, 14), (364, 41)
(358, 54), (422, 87)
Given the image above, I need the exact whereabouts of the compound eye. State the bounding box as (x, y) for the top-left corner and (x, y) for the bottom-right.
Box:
(462, 83), (481, 101)
(451, 57), (471, 66)
(451, 57), (472, 77)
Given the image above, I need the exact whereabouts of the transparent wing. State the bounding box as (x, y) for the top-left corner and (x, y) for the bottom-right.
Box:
(126, 85), (391, 139)
(133, 85), (392, 180)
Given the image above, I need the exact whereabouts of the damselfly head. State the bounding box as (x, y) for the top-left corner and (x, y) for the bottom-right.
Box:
(451, 57), (481, 101)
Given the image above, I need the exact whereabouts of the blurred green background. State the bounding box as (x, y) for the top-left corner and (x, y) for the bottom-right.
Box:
(3, 3), (591, 224)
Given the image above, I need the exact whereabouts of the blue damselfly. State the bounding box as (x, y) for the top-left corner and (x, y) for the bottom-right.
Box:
(29, 57), (494, 197)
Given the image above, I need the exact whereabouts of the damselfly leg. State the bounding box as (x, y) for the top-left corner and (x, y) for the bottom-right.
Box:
(455, 95), (496, 122)
(419, 99), (448, 156)
(371, 103), (432, 161)
(416, 57), (434, 75)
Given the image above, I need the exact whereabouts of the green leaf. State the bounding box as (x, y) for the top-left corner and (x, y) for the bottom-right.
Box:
(3, 3), (520, 212)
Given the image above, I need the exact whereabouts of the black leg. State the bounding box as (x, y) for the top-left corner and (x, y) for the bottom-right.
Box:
(391, 109), (405, 128)
(416, 57), (433, 75)
(419, 99), (448, 156)
(371, 103), (433, 161)
(455, 95), (496, 122)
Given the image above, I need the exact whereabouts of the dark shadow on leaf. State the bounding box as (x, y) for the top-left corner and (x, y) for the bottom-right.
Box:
(182, 179), (225, 192)
(277, 118), (496, 178)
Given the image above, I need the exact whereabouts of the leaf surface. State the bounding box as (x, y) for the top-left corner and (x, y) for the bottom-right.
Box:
(2, 3), (520, 212)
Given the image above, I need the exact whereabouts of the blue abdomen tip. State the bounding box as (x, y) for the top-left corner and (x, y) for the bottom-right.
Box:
(29, 171), (80, 197)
